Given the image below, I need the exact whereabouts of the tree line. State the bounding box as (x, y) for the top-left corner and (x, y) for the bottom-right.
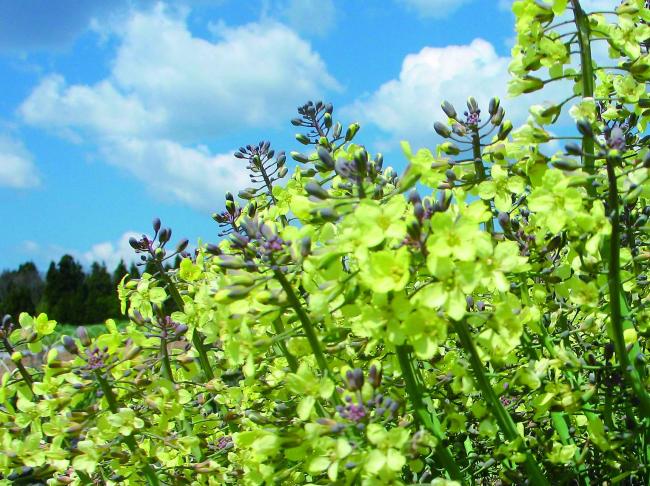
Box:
(0, 255), (180, 325)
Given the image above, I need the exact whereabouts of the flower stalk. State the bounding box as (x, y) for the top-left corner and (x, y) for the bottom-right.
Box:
(605, 156), (650, 415)
(452, 320), (549, 486)
(395, 344), (464, 482)
(95, 372), (160, 486)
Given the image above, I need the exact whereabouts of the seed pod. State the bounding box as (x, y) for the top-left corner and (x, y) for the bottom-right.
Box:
(441, 100), (457, 120)
(63, 336), (79, 355)
(467, 96), (479, 113)
(498, 211), (511, 229)
(491, 106), (505, 125)
(176, 239), (189, 253)
(317, 146), (335, 169)
(434, 122), (451, 138)
(552, 157), (581, 171)
(318, 207), (339, 222)
(217, 255), (246, 270)
(440, 142), (460, 155)
(206, 244), (222, 256)
(125, 346), (142, 361)
(368, 365), (382, 388)
(128, 237), (140, 250)
(354, 149), (368, 176)
(577, 119), (593, 137)
(300, 236), (311, 258)
(565, 143), (583, 156)
(497, 120), (513, 140)
(305, 182), (329, 199)
(374, 153), (383, 171)
(277, 166), (288, 178)
(345, 123), (360, 141)
(346, 368), (364, 391)
(296, 133), (310, 145)
(489, 97), (500, 116)
(290, 151), (309, 163)
(77, 327), (91, 347)
(158, 228), (171, 244)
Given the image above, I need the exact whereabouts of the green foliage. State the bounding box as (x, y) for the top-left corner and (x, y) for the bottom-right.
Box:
(2, 1), (650, 484)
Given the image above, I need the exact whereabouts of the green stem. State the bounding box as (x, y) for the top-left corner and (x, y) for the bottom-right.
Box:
(604, 157), (650, 415)
(156, 263), (214, 382)
(471, 129), (494, 234)
(272, 317), (299, 372)
(160, 336), (174, 382)
(453, 320), (550, 486)
(3, 338), (34, 395)
(272, 267), (331, 377)
(96, 373), (160, 486)
(395, 345), (464, 482)
(571, 0), (596, 190)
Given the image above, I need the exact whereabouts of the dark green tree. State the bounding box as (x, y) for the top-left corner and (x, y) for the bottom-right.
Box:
(128, 262), (140, 279)
(112, 260), (129, 286)
(40, 255), (86, 324)
(0, 262), (44, 319)
(83, 262), (115, 323)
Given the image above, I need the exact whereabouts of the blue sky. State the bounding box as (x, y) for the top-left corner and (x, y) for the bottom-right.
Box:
(0, 0), (551, 272)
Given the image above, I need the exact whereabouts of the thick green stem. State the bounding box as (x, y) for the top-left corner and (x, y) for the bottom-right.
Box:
(471, 130), (494, 234)
(272, 317), (299, 372)
(96, 373), (160, 486)
(395, 345), (464, 482)
(156, 264), (214, 381)
(605, 158), (650, 415)
(571, 0), (596, 189)
(453, 321), (550, 486)
(3, 338), (34, 396)
(272, 268), (331, 377)
(160, 336), (174, 382)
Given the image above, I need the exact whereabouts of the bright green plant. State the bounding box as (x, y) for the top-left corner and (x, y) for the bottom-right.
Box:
(1, 1), (650, 484)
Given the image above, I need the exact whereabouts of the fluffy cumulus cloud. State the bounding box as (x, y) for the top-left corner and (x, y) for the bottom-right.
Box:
(100, 138), (249, 210)
(19, 5), (338, 209)
(396, 0), (474, 18)
(342, 38), (568, 150)
(0, 135), (40, 188)
(342, 39), (510, 148)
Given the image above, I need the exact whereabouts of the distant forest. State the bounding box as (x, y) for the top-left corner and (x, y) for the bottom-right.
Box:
(0, 255), (181, 325)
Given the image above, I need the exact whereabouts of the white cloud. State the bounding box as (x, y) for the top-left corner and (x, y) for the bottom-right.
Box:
(263, 0), (337, 37)
(0, 135), (40, 188)
(341, 38), (569, 151)
(101, 137), (249, 211)
(19, 5), (338, 209)
(82, 231), (141, 270)
(397, 0), (474, 18)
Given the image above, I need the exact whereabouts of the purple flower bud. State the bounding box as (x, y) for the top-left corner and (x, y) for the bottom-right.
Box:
(498, 211), (511, 229)
(346, 368), (364, 391)
(441, 100), (457, 120)
(176, 239), (189, 253)
(76, 327), (91, 347)
(152, 218), (161, 233)
(368, 365), (382, 388)
(63, 336), (78, 355)
(434, 122), (451, 138)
